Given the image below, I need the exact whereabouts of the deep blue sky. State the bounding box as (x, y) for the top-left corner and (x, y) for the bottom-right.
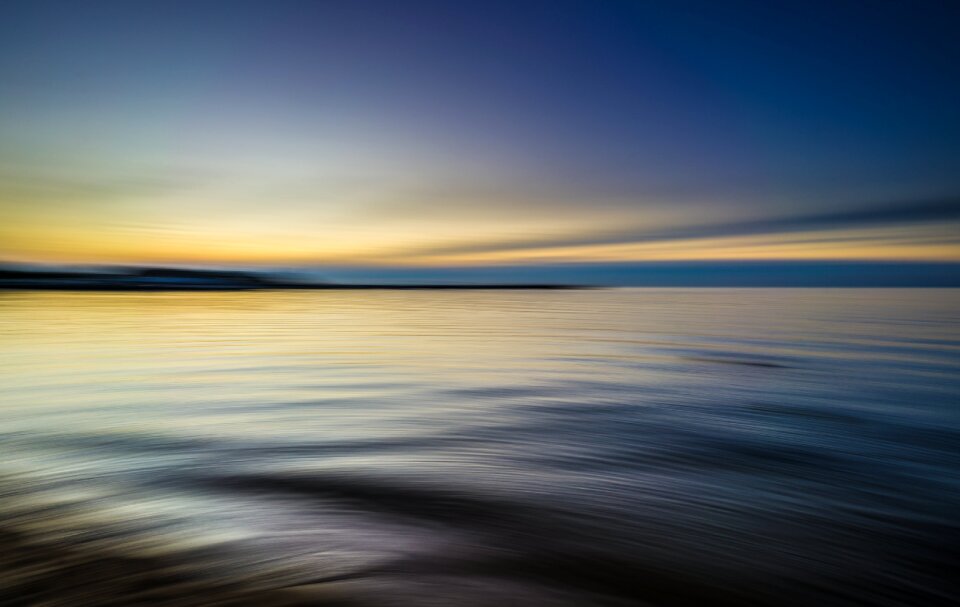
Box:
(1, 0), (958, 282)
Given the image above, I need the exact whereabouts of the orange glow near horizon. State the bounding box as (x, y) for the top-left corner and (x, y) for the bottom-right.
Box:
(3, 208), (958, 267)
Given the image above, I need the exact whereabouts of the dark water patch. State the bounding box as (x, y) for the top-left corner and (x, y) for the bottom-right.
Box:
(440, 386), (560, 400)
(681, 356), (789, 368)
(361, 550), (770, 607)
(188, 474), (787, 606)
(0, 527), (372, 607)
(196, 471), (549, 531)
(742, 402), (871, 425)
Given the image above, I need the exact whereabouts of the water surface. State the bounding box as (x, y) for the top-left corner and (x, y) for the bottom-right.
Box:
(1, 289), (958, 606)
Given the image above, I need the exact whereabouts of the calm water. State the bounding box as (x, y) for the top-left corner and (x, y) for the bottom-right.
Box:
(1, 289), (958, 606)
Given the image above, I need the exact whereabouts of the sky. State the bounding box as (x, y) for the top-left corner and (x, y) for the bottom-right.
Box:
(1, 0), (959, 282)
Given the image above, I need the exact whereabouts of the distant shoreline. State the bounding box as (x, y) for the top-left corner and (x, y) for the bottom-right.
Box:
(0, 284), (579, 291)
(0, 267), (578, 291)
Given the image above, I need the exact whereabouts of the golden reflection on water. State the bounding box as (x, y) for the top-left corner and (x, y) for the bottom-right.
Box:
(1, 288), (956, 442)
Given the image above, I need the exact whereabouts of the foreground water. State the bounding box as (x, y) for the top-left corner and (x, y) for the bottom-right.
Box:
(1, 289), (958, 606)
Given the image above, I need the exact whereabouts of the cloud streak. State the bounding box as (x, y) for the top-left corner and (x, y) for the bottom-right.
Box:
(397, 197), (960, 258)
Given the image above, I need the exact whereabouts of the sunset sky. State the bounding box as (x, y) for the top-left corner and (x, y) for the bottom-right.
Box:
(2, 1), (959, 276)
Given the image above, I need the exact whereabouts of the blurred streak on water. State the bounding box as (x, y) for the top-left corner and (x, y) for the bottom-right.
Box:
(1, 288), (958, 606)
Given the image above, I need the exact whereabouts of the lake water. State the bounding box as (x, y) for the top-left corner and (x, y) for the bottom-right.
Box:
(1, 289), (958, 606)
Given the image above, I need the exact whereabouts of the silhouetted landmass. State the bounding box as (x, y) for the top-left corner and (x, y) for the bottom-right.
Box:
(0, 266), (574, 291)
